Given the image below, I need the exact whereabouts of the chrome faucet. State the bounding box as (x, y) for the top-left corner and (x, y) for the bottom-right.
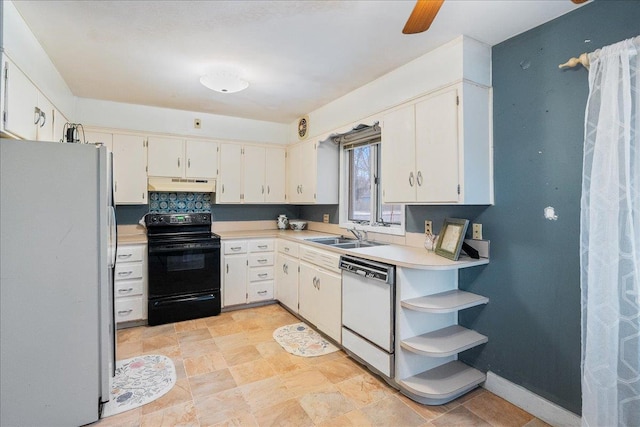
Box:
(348, 227), (368, 242)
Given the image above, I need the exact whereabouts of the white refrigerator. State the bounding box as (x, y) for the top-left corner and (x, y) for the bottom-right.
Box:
(0, 139), (116, 426)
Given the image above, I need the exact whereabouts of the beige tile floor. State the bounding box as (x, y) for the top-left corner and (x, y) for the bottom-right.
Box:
(94, 304), (549, 427)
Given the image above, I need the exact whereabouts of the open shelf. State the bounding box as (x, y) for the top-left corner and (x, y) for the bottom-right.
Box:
(401, 290), (488, 313)
(398, 361), (486, 405)
(400, 325), (487, 357)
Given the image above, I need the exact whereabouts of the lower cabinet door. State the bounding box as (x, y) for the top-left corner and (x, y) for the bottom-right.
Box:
(298, 262), (317, 324)
(223, 255), (247, 306)
(115, 297), (144, 322)
(276, 254), (299, 313)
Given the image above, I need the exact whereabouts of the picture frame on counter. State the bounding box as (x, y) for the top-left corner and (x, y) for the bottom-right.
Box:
(435, 218), (469, 261)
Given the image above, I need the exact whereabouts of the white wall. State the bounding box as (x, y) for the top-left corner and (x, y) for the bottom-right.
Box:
(76, 98), (289, 144)
(289, 36), (491, 142)
(2, 0), (75, 118)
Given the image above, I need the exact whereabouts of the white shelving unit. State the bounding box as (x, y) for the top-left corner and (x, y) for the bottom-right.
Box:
(395, 264), (489, 405)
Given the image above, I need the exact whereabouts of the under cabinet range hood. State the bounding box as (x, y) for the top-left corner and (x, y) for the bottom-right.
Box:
(148, 177), (216, 193)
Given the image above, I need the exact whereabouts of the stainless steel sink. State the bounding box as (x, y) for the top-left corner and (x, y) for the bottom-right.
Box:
(304, 237), (355, 245)
(305, 237), (387, 249)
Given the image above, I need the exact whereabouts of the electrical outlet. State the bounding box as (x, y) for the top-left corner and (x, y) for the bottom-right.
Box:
(194, 118), (202, 129)
(323, 213), (329, 223)
(472, 223), (483, 240)
(424, 220), (432, 235)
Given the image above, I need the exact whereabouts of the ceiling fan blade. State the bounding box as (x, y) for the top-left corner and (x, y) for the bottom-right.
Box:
(402, 0), (445, 34)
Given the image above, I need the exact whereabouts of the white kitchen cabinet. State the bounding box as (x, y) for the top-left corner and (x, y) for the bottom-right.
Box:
(1, 57), (61, 142)
(114, 243), (148, 324)
(395, 265), (489, 405)
(222, 239), (275, 306)
(382, 82), (492, 205)
(218, 143), (243, 203)
(147, 137), (218, 179)
(186, 139), (218, 178)
(286, 139), (339, 204)
(265, 147), (286, 203)
(297, 245), (341, 343)
(243, 146), (267, 203)
(275, 241), (299, 313)
(112, 134), (148, 205)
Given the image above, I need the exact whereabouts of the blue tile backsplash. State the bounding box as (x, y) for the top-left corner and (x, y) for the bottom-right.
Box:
(149, 192), (212, 214)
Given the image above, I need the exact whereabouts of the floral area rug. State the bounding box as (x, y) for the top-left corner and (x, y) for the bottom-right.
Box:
(101, 354), (176, 418)
(273, 322), (339, 357)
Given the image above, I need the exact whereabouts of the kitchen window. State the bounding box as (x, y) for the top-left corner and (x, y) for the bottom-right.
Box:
(338, 123), (404, 235)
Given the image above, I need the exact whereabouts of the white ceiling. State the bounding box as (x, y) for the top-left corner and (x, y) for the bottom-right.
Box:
(12, 0), (585, 124)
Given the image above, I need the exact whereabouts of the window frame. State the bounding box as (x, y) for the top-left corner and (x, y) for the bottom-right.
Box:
(339, 138), (405, 237)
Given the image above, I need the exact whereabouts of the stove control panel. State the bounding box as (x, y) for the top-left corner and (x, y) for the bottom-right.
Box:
(146, 213), (212, 227)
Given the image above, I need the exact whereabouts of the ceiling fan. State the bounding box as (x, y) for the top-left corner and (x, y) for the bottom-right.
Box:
(402, 0), (589, 35)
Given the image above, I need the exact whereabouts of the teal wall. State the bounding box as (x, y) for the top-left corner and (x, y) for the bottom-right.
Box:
(457, 1), (640, 415)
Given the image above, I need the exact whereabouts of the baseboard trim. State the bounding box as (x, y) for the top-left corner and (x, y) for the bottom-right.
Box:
(483, 372), (581, 427)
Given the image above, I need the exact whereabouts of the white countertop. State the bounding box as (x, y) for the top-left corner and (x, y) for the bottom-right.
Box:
(218, 229), (488, 271)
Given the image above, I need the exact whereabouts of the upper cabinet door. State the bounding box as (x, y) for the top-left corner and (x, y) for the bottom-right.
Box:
(381, 104), (416, 203)
(415, 88), (460, 203)
(147, 136), (184, 177)
(286, 144), (302, 203)
(3, 60), (38, 140)
(185, 140), (218, 179)
(112, 134), (148, 205)
(265, 147), (286, 203)
(243, 146), (266, 203)
(298, 140), (316, 203)
(218, 143), (242, 203)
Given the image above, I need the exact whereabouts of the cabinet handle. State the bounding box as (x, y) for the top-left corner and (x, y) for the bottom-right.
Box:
(300, 185), (303, 194)
(258, 245), (268, 249)
(39, 110), (46, 127)
(409, 171), (415, 187)
(262, 185), (264, 194)
(115, 181), (118, 192)
(297, 185), (301, 194)
(257, 258), (268, 263)
(416, 170), (423, 186)
(117, 309), (133, 315)
(188, 158), (191, 168)
(117, 271), (133, 277)
(226, 264), (229, 274)
(258, 290), (268, 295)
(222, 184), (225, 193)
(231, 246), (242, 251)
(258, 273), (268, 278)
(267, 185), (270, 194)
(177, 157), (181, 168)
(316, 277), (320, 290)
(117, 253), (133, 259)
(118, 288), (134, 293)
(34, 107), (41, 125)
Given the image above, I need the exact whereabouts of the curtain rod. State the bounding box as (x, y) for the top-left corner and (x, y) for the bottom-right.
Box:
(558, 35), (640, 70)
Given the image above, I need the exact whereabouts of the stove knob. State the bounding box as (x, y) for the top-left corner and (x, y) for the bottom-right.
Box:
(152, 217), (158, 222)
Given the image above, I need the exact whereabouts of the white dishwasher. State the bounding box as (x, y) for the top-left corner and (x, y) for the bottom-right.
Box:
(340, 254), (395, 379)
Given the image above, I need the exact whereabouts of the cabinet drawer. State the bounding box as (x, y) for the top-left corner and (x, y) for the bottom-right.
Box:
(248, 281), (274, 302)
(223, 241), (247, 254)
(299, 245), (341, 273)
(115, 263), (143, 281)
(278, 240), (299, 257)
(114, 279), (144, 298)
(116, 245), (144, 263)
(249, 267), (274, 282)
(249, 253), (274, 267)
(115, 297), (144, 322)
(248, 239), (274, 252)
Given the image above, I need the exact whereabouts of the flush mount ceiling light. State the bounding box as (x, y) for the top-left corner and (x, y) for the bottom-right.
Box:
(200, 69), (249, 94)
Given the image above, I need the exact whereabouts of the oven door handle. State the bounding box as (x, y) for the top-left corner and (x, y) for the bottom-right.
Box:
(152, 294), (217, 306)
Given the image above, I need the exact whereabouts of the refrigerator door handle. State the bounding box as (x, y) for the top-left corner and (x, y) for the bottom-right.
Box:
(107, 206), (117, 268)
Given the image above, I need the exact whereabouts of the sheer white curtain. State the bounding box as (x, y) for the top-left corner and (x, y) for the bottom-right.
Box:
(581, 35), (640, 427)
